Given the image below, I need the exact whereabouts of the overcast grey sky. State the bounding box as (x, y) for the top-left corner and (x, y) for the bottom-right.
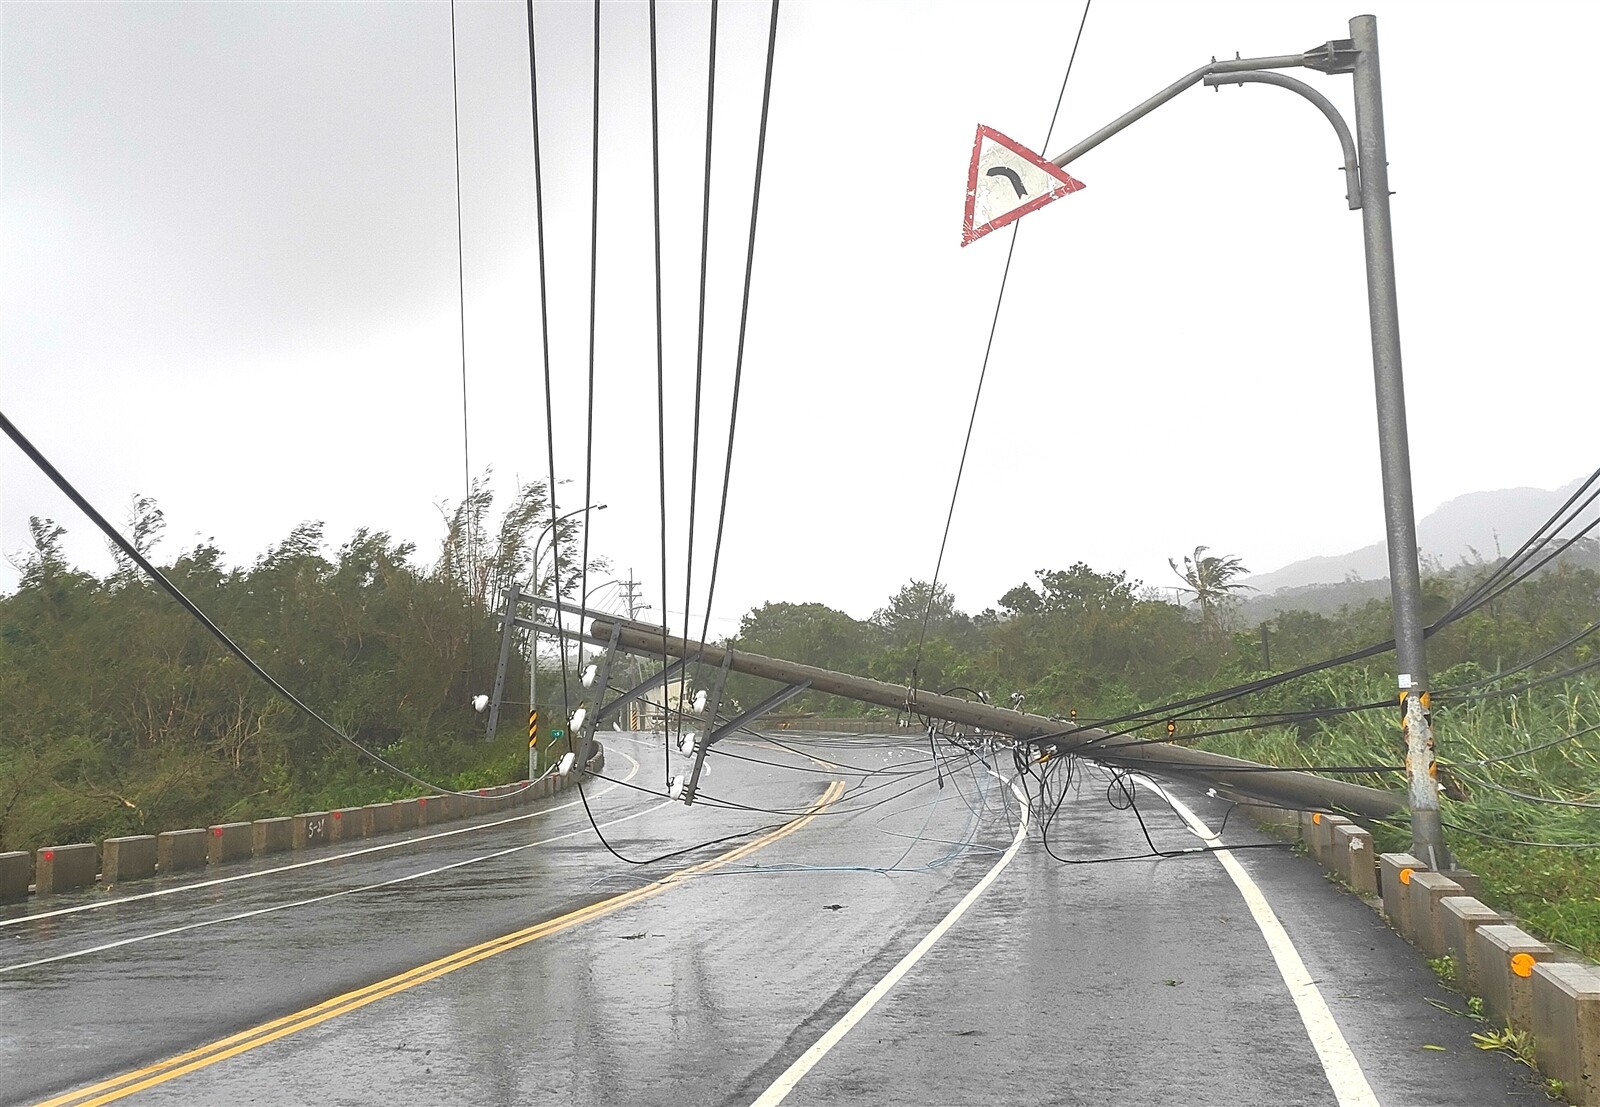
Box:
(3, 0), (1595, 635)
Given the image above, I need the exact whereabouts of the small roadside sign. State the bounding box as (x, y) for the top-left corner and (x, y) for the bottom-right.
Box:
(962, 124), (1085, 246)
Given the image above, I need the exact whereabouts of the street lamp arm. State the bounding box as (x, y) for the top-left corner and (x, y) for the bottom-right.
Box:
(1048, 51), (1310, 170)
(1203, 70), (1361, 210)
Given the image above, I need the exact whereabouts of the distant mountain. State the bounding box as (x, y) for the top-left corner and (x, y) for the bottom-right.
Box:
(1243, 477), (1590, 596)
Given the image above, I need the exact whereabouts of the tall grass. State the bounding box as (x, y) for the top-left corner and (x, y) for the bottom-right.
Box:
(1199, 673), (1600, 958)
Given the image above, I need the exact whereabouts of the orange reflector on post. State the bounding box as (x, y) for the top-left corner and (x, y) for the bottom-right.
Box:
(1312, 813), (1323, 825)
(1399, 866), (1415, 885)
(1511, 952), (1536, 978)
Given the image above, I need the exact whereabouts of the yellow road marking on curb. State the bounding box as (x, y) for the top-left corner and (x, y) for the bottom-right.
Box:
(36, 780), (845, 1107)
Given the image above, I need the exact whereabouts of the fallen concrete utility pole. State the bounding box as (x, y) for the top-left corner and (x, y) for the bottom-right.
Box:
(586, 614), (1404, 820)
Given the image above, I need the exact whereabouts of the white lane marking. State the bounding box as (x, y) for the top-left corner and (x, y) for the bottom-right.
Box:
(0, 799), (674, 975)
(0, 750), (641, 929)
(749, 771), (1031, 1107)
(1133, 776), (1381, 1107)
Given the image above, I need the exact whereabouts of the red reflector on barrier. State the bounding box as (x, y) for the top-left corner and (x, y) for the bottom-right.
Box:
(332, 811), (342, 819)
(43, 850), (55, 862)
(213, 828), (223, 837)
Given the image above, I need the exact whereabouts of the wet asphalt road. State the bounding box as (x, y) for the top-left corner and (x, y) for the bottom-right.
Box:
(0, 731), (1547, 1106)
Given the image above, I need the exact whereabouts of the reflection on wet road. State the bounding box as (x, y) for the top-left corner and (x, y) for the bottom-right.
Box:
(2, 732), (1545, 1106)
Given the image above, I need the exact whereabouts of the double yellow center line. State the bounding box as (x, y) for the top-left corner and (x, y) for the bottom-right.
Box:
(39, 780), (844, 1107)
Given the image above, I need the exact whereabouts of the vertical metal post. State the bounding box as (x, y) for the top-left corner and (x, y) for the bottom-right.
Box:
(1349, 14), (1447, 867)
(486, 583), (520, 742)
(534, 614), (547, 742)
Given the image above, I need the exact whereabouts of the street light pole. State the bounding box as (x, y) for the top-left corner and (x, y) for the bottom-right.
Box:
(1346, 14), (1447, 867)
(1043, 15), (1447, 865)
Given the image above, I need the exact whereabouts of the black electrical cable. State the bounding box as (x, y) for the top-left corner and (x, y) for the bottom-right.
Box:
(1451, 772), (1600, 811)
(1441, 653), (1600, 705)
(1437, 620), (1600, 695)
(679, 0), (720, 742)
(524, 0), (572, 717)
(570, 773), (789, 867)
(1438, 465), (1600, 623)
(1442, 820), (1600, 850)
(1439, 513), (1600, 635)
(1086, 699), (1391, 752)
(909, 0), (1092, 693)
(648, 0), (671, 790)
(0, 407), (512, 800)
(576, 0), (602, 725)
(1034, 756), (1288, 865)
(1454, 720), (1600, 767)
(693, 0), (780, 661)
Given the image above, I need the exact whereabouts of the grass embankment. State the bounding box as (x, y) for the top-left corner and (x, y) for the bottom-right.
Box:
(1198, 674), (1600, 959)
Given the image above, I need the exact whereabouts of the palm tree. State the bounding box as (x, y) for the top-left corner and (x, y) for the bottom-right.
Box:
(1169, 546), (1253, 634)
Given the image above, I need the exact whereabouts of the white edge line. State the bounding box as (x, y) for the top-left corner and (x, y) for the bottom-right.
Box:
(1, 749), (642, 929)
(748, 770), (1031, 1107)
(1, 798), (674, 975)
(1132, 775), (1381, 1107)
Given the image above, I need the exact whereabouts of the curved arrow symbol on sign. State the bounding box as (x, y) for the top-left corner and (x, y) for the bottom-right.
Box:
(985, 166), (1027, 198)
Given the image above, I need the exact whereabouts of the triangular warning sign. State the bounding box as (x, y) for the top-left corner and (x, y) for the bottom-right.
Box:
(962, 124), (1085, 247)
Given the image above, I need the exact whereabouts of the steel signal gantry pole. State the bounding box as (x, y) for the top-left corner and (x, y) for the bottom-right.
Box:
(1046, 14), (1448, 866)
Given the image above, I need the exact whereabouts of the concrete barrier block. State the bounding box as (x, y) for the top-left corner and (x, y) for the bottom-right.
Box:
(291, 812), (331, 850)
(1477, 924), (1553, 1031)
(1407, 871), (1467, 956)
(158, 829), (208, 873)
(1533, 961), (1600, 1104)
(252, 817), (292, 857)
(329, 807), (369, 843)
(1449, 867), (1485, 900)
(0, 851), (30, 903)
(392, 799), (419, 830)
(1441, 897), (1506, 996)
(35, 843), (97, 895)
(1379, 852), (1428, 930)
(1333, 824), (1378, 895)
(208, 822), (251, 864)
(1300, 811), (1325, 862)
(101, 835), (157, 884)
(1247, 803), (1301, 839)
(367, 803), (396, 835)
(416, 796), (440, 826)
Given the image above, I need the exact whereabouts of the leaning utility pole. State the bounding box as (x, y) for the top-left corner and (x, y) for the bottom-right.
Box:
(579, 612), (1404, 820)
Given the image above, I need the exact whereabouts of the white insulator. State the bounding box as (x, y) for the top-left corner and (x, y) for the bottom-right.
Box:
(558, 751), (576, 776)
(570, 706), (588, 732)
(471, 694), (490, 713)
(582, 663), (598, 689)
(668, 774), (685, 799)
(693, 689), (708, 713)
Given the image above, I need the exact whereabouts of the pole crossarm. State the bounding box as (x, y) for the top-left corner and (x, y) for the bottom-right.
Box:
(571, 614), (1404, 820)
(1202, 70), (1361, 209)
(593, 655), (696, 726)
(708, 681), (812, 746)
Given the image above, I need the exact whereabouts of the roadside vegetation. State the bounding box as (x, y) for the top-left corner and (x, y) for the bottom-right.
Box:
(0, 478), (594, 854)
(4, 492), (1599, 957)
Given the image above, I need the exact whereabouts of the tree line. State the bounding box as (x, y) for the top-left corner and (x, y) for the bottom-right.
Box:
(0, 478), (595, 853)
(4, 485), (1596, 857)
